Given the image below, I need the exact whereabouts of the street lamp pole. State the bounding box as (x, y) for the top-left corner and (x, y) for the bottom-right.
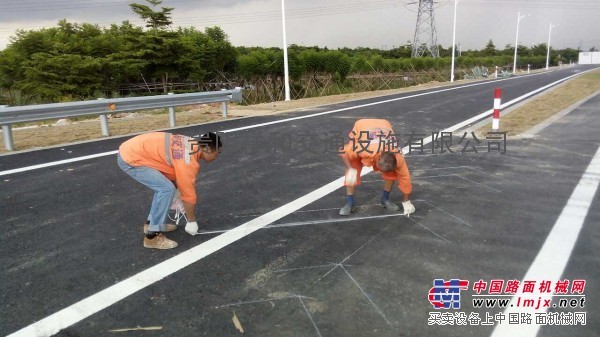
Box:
(450, 0), (459, 82)
(546, 23), (558, 71)
(513, 12), (529, 74)
(281, 0), (291, 101)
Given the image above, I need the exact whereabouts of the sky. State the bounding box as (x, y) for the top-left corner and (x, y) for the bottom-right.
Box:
(1, 0), (599, 52)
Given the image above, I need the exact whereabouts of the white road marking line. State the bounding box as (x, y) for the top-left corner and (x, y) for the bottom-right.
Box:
(490, 145), (600, 337)
(2, 68), (594, 178)
(0, 151), (118, 177)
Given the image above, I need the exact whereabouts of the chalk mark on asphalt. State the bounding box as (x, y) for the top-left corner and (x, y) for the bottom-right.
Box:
(455, 175), (502, 193)
(274, 263), (347, 274)
(216, 225), (395, 333)
(198, 213), (409, 235)
(213, 294), (323, 337)
(214, 294), (315, 309)
(299, 297), (324, 337)
(340, 265), (392, 326)
(413, 200), (474, 227)
(407, 216), (453, 244)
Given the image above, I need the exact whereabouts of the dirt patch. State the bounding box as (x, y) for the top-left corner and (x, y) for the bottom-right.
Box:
(476, 69), (600, 136)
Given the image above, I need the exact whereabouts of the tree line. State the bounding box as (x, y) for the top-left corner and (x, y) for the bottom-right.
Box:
(0, 0), (584, 105)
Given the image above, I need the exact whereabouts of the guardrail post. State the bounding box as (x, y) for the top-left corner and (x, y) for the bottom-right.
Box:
(221, 89), (228, 118)
(0, 105), (13, 151)
(168, 92), (176, 127)
(99, 114), (110, 137)
(2, 124), (14, 151)
(97, 98), (110, 137)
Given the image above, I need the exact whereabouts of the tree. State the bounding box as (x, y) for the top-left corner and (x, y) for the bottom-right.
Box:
(530, 44), (547, 57)
(129, 0), (173, 30)
(483, 40), (496, 56)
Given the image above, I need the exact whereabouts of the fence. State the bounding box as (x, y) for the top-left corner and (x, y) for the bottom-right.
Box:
(0, 88), (242, 151)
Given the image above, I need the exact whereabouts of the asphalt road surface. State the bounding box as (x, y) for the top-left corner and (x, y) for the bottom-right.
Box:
(1, 65), (599, 337)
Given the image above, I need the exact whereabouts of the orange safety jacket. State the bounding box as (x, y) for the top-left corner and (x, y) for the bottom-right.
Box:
(342, 119), (412, 195)
(119, 132), (202, 204)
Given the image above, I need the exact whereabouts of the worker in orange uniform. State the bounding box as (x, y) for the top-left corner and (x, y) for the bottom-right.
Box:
(339, 119), (415, 216)
(117, 132), (222, 249)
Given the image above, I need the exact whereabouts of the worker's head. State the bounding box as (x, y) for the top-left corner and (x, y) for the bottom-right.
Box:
(193, 132), (222, 162)
(377, 152), (397, 173)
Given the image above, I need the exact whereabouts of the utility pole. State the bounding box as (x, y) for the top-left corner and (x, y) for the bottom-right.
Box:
(546, 23), (558, 71)
(450, 0), (459, 82)
(281, 0), (291, 101)
(513, 12), (529, 74)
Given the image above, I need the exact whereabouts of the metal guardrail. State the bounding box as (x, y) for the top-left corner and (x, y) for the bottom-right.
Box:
(0, 88), (243, 151)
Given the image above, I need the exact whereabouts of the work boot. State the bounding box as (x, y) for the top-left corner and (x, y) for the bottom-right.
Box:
(143, 233), (178, 249)
(378, 199), (400, 211)
(339, 203), (356, 216)
(144, 224), (177, 234)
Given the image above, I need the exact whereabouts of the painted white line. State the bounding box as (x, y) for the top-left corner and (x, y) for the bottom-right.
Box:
(1, 68), (593, 177)
(0, 151), (118, 177)
(490, 145), (600, 337)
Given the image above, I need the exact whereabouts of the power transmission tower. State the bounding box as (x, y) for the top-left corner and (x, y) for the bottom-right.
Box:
(411, 0), (440, 58)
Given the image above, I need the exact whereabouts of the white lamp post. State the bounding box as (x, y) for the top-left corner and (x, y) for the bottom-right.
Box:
(513, 12), (529, 74)
(281, 0), (291, 101)
(450, 0), (459, 83)
(546, 23), (558, 71)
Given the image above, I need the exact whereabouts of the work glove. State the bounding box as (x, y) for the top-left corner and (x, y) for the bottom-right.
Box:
(345, 168), (358, 186)
(402, 200), (416, 217)
(185, 221), (199, 236)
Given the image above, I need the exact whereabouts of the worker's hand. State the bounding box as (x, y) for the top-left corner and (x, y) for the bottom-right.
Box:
(345, 168), (358, 186)
(185, 221), (199, 236)
(402, 200), (415, 217)
(170, 190), (185, 213)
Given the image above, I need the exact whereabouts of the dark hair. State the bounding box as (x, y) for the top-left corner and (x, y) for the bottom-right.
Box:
(378, 152), (397, 172)
(197, 132), (223, 151)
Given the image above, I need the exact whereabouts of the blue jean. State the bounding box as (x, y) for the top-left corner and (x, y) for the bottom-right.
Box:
(117, 154), (176, 232)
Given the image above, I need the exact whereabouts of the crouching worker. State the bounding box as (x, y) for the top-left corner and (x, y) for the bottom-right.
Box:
(117, 131), (222, 249)
(339, 119), (415, 217)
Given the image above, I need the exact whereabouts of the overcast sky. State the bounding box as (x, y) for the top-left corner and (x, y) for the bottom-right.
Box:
(1, 0), (599, 52)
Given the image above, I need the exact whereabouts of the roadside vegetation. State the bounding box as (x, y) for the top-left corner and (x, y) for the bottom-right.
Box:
(0, 0), (584, 106)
